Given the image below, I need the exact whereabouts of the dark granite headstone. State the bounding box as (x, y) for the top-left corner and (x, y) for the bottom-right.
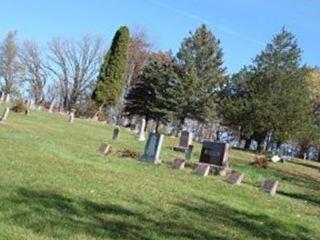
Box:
(199, 141), (229, 167)
(225, 171), (244, 185)
(140, 133), (164, 164)
(261, 179), (279, 196)
(172, 158), (185, 170)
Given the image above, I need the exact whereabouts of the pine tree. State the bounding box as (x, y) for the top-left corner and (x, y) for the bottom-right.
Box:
(220, 28), (311, 151)
(123, 57), (176, 132)
(176, 24), (226, 126)
(92, 26), (130, 108)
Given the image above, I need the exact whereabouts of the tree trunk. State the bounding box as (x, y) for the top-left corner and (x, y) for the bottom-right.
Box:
(175, 118), (185, 137)
(155, 120), (160, 133)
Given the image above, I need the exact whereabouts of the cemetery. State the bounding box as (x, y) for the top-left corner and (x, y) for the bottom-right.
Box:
(1, 1), (320, 239)
(0, 105), (319, 240)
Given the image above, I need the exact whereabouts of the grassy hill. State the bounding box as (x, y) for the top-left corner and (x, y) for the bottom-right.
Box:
(0, 105), (319, 240)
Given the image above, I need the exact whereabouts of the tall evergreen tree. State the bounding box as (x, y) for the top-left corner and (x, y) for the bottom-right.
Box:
(92, 26), (130, 109)
(176, 24), (226, 126)
(220, 28), (311, 151)
(123, 57), (176, 131)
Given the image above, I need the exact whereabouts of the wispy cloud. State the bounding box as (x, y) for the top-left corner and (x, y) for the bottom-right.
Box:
(147, 0), (265, 46)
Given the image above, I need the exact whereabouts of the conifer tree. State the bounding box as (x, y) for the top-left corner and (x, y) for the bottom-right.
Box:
(92, 26), (130, 108)
(176, 24), (226, 126)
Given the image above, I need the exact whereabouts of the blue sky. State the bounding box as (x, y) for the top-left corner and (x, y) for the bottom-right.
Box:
(0, 0), (319, 73)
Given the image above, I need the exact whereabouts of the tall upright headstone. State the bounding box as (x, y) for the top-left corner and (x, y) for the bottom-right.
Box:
(69, 112), (75, 123)
(185, 145), (194, 161)
(140, 132), (164, 164)
(0, 92), (5, 103)
(113, 127), (120, 140)
(0, 107), (10, 124)
(5, 94), (10, 103)
(138, 118), (146, 141)
(48, 102), (55, 113)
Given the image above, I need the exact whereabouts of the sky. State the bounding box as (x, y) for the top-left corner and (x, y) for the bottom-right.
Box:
(0, 0), (319, 73)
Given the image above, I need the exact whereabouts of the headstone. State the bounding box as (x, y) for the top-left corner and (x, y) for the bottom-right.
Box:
(138, 118), (146, 141)
(130, 123), (137, 132)
(185, 144), (194, 161)
(199, 141), (229, 167)
(0, 107), (10, 124)
(172, 158), (185, 170)
(194, 163), (210, 177)
(140, 132), (164, 164)
(69, 112), (75, 123)
(173, 130), (193, 152)
(281, 155), (291, 162)
(4, 94), (10, 103)
(239, 139), (246, 149)
(113, 127), (120, 140)
(48, 102), (55, 113)
(225, 171), (244, 185)
(0, 92), (5, 102)
(270, 155), (281, 163)
(99, 143), (111, 155)
(261, 179), (279, 196)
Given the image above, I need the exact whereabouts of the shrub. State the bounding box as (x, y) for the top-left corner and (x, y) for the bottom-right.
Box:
(11, 102), (28, 113)
(251, 157), (268, 169)
(117, 149), (140, 159)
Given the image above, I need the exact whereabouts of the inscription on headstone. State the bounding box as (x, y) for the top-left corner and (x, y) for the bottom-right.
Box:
(99, 143), (111, 155)
(199, 141), (229, 168)
(113, 127), (120, 140)
(194, 163), (210, 177)
(0, 107), (10, 124)
(225, 171), (244, 185)
(172, 158), (185, 170)
(140, 133), (164, 164)
(261, 179), (279, 196)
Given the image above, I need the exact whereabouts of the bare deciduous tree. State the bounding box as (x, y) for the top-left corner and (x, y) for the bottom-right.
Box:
(0, 31), (22, 95)
(20, 39), (48, 105)
(47, 35), (103, 110)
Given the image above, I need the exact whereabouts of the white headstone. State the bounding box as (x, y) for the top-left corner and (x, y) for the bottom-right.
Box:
(48, 102), (55, 113)
(0, 107), (10, 124)
(271, 155), (281, 163)
(0, 92), (5, 102)
(69, 112), (75, 123)
(5, 94), (10, 103)
(138, 118), (146, 141)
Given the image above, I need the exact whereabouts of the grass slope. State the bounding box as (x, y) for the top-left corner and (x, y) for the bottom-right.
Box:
(0, 105), (320, 240)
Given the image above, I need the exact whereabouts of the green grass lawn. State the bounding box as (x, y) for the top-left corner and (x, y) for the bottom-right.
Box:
(0, 105), (320, 240)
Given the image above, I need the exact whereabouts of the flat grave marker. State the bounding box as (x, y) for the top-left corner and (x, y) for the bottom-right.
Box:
(99, 143), (111, 155)
(172, 158), (185, 170)
(261, 179), (279, 196)
(225, 171), (244, 185)
(194, 163), (210, 177)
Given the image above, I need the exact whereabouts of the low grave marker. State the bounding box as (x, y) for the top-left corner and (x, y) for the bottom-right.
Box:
(185, 145), (194, 161)
(261, 179), (279, 196)
(113, 127), (120, 140)
(99, 143), (111, 155)
(172, 158), (185, 170)
(194, 163), (210, 177)
(225, 171), (244, 185)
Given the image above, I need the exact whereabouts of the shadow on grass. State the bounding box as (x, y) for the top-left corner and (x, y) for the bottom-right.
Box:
(288, 160), (320, 171)
(278, 191), (320, 206)
(174, 197), (315, 240)
(1, 188), (228, 239)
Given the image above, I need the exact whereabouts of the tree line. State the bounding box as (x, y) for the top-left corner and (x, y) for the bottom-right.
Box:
(1, 25), (319, 158)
